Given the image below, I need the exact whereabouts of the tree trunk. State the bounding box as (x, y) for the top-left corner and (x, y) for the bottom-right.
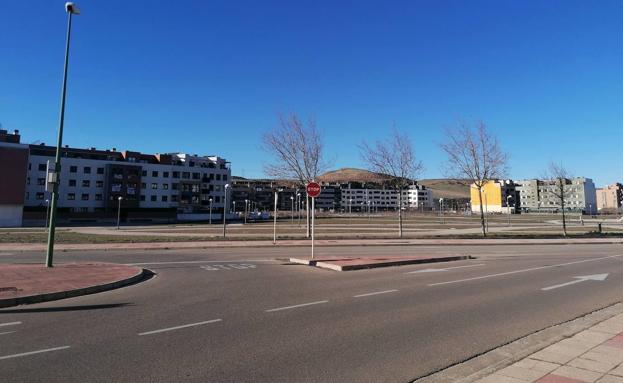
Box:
(477, 187), (486, 237)
(398, 187), (403, 238)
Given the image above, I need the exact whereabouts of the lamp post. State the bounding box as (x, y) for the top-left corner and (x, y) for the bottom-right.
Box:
(484, 191), (489, 233)
(209, 198), (213, 224)
(223, 184), (229, 238)
(44, 199), (50, 231)
(290, 196), (294, 224)
(46, 2), (80, 268)
(273, 190), (278, 244)
(507, 195), (512, 226)
(244, 199), (248, 224)
(439, 198), (444, 224)
(116, 196), (123, 230)
(296, 192), (301, 227)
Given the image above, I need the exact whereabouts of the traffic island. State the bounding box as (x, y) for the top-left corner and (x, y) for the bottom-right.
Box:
(289, 255), (472, 271)
(0, 263), (151, 308)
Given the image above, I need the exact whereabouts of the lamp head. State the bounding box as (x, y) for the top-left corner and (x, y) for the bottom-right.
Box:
(65, 2), (80, 14)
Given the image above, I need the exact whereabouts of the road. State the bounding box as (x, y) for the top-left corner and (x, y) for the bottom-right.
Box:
(1, 243), (623, 382)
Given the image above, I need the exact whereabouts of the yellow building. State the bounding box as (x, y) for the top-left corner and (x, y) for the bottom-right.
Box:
(470, 180), (516, 214)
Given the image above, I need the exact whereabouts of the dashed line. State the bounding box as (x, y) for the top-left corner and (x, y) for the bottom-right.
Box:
(0, 322), (21, 328)
(265, 300), (329, 312)
(0, 346), (70, 360)
(0, 331), (16, 336)
(353, 289), (399, 298)
(127, 260), (274, 266)
(138, 319), (222, 336)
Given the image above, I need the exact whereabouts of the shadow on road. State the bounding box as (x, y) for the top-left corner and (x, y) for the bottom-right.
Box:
(0, 302), (133, 314)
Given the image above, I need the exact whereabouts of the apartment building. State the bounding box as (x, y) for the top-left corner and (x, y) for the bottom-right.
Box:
(515, 177), (597, 214)
(596, 183), (622, 212)
(1, 130), (231, 227)
(470, 180), (518, 214)
(340, 182), (432, 211)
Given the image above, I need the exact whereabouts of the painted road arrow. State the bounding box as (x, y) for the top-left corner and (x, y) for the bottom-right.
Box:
(406, 264), (484, 274)
(541, 273), (609, 291)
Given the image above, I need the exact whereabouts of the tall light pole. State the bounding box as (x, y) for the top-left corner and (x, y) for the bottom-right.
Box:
(507, 195), (512, 226)
(273, 190), (278, 244)
(46, 2), (80, 268)
(44, 199), (50, 231)
(116, 196), (123, 230)
(222, 184), (229, 238)
(244, 199), (248, 224)
(439, 198), (444, 224)
(290, 196), (294, 224)
(209, 198), (213, 224)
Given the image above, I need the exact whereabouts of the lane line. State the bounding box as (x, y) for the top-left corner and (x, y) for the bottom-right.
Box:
(354, 289), (399, 298)
(265, 300), (329, 312)
(429, 254), (623, 287)
(138, 319), (222, 336)
(127, 260), (274, 266)
(0, 346), (70, 361)
(405, 264), (485, 274)
(0, 331), (16, 336)
(0, 322), (21, 328)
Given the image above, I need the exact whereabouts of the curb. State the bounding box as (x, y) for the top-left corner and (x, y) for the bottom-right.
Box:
(290, 255), (471, 271)
(0, 268), (153, 309)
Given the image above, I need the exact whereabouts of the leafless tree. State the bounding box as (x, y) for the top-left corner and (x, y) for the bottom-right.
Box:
(439, 121), (508, 237)
(262, 113), (329, 237)
(360, 128), (423, 237)
(544, 162), (572, 237)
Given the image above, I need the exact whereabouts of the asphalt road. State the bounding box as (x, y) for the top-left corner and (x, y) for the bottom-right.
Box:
(2, 243), (623, 382)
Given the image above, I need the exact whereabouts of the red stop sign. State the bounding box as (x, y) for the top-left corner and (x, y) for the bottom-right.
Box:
(306, 182), (321, 198)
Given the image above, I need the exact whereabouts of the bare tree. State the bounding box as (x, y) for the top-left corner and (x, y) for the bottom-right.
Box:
(262, 113), (329, 237)
(439, 121), (508, 237)
(544, 162), (572, 237)
(360, 128), (423, 237)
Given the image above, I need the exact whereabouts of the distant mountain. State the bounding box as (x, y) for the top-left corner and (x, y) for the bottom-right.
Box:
(317, 168), (389, 183)
(419, 179), (470, 199)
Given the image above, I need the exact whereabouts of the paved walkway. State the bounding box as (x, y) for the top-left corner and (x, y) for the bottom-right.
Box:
(0, 263), (144, 307)
(478, 313), (623, 383)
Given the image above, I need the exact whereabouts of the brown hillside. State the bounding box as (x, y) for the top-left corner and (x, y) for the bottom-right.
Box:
(317, 168), (389, 183)
(419, 179), (470, 199)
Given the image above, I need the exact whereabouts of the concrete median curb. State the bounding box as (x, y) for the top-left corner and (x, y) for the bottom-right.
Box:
(0, 267), (152, 309)
(290, 255), (472, 271)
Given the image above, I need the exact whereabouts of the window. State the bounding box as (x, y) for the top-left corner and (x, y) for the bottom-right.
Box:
(163, 171), (169, 178)
(172, 183), (179, 190)
(215, 196), (220, 203)
(192, 172), (200, 180)
(171, 195), (178, 202)
(216, 174), (221, 181)
(82, 180), (90, 187)
(182, 172), (190, 179)
(96, 181), (104, 188)
(95, 194), (103, 201)
(152, 171), (159, 177)
(140, 195), (146, 201)
(151, 183), (158, 190)
(151, 195), (157, 202)
(28, 163), (32, 170)
(141, 170), (147, 177)
(172, 171), (180, 179)
(36, 192), (44, 200)
(70, 165), (77, 173)
(69, 179), (76, 187)
(38, 163), (46, 171)
(223, 175), (228, 181)
(37, 178), (46, 185)
(84, 167), (91, 174)
(68, 193), (76, 200)
(26, 177), (30, 185)
(97, 167), (104, 174)
(141, 182), (146, 189)
(162, 196), (168, 202)
(209, 174), (214, 180)
(163, 183), (169, 190)
(81, 193), (89, 200)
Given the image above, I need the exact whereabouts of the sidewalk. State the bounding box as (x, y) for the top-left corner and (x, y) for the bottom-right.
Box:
(478, 313), (623, 383)
(0, 263), (147, 308)
(2, 237), (623, 252)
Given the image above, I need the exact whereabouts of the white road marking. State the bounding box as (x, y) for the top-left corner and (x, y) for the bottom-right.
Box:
(200, 263), (257, 271)
(542, 273), (609, 291)
(0, 346), (70, 361)
(0, 331), (16, 336)
(353, 289), (399, 298)
(0, 322), (21, 328)
(429, 255), (623, 287)
(127, 260), (273, 266)
(265, 300), (329, 312)
(138, 319), (222, 336)
(406, 264), (485, 274)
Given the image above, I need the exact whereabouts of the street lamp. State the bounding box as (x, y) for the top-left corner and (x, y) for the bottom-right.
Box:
(290, 196), (294, 224)
(223, 184), (229, 238)
(116, 196), (123, 230)
(506, 195), (512, 226)
(45, 2), (80, 268)
(244, 199), (248, 224)
(296, 192), (301, 227)
(209, 198), (213, 224)
(439, 198), (444, 224)
(44, 199), (50, 231)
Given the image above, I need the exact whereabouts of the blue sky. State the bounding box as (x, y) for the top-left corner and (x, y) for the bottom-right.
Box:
(2, 1), (622, 185)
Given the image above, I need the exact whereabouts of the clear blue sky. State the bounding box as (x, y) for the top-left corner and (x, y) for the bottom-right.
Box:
(2, 1), (622, 186)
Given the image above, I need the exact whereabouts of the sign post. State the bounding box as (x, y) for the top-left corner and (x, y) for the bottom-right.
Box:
(306, 182), (321, 259)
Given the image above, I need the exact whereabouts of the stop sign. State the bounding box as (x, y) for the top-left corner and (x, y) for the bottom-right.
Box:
(306, 182), (321, 198)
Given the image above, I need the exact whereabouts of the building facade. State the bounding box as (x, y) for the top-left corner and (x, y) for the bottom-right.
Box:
(1, 130), (231, 227)
(596, 183), (623, 213)
(515, 178), (597, 214)
(470, 180), (518, 214)
(340, 182), (433, 212)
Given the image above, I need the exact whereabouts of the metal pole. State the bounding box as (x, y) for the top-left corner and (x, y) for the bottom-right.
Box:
(311, 197), (315, 259)
(117, 197), (122, 230)
(209, 199), (212, 224)
(244, 200), (248, 224)
(222, 188), (227, 238)
(46, 9), (74, 268)
(291, 197), (294, 224)
(273, 191), (278, 244)
(44, 199), (50, 231)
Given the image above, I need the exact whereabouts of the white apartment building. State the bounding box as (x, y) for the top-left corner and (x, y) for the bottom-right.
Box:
(515, 177), (597, 214)
(340, 184), (432, 211)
